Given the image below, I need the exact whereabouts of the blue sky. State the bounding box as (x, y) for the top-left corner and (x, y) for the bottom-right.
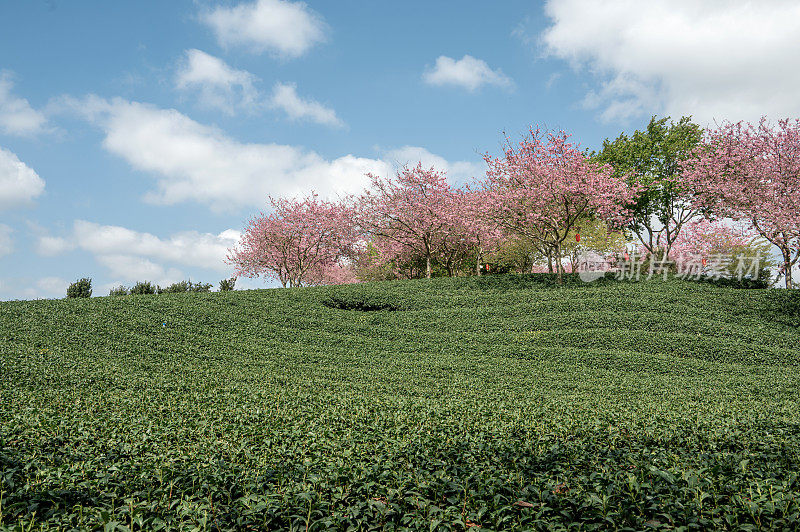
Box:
(1, 0), (799, 299)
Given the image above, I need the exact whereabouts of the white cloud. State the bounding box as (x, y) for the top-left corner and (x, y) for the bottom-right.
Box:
(37, 277), (68, 296)
(423, 55), (513, 91)
(0, 72), (49, 136)
(36, 235), (73, 256)
(382, 146), (485, 186)
(73, 220), (240, 271)
(269, 82), (343, 127)
(540, 0), (800, 123)
(176, 49), (259, 114)
(0, 224), (12, 257)
(67, 96), (387, 211)
(35, 220), (241, 287)
(0, 275), (69, 301)
(38, 219), (240, 269)
(96, 255), (184, 286)
(201, 0), (327, 58)
(0, 147), (45, 209)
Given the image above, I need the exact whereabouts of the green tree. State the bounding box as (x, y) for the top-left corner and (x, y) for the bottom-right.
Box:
(66, 278), (92, 298)
(593, 116), (703, 260)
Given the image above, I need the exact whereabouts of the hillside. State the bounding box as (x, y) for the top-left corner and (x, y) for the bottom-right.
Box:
(2, 276), (800, 530)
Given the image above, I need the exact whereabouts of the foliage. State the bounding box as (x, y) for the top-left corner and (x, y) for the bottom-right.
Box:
(219, 277), (236, 291)
(593, 115), (704, 258)
(65, 278), (92, 299)
(483, 126), (634, 283)
(681, 118), (800, 288)
(157, 280), (213, 294)
(359, 163), (463, 278)
(108, 285), (128, 297)
(228, 194), (353, 287)
(3, 277), (800, 529)
(129, 281), (156, 295)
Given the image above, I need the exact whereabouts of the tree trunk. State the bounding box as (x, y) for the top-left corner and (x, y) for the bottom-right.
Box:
(555, 243), (563, 285)
(783, 248), (794, 289)
(546, 252), (553, 273)
(426, 255), (432, 279)
(476, 247), (482, 276)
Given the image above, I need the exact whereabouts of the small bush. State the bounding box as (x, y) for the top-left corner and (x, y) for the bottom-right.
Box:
(156, 280), (213, 294)
(109, 285), (128, 297)
(321, 287), (402, 312)
(130, 281), (156, 295)
(219, 278), (236, 291)
(189, 281), (212, 293)
(66, 278), (92, 298)
(157, 281), (190, 294)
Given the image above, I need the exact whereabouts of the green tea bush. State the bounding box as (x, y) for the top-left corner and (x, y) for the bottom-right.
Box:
(321, 285), (404, 311)
(65, 277), (92, 298)
(770, 288), (800, 326)
(129, 281), (156, 295)
(3, 275), (800, 529)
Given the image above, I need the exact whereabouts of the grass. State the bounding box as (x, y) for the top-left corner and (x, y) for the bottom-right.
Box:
(1, 275), (799, 530)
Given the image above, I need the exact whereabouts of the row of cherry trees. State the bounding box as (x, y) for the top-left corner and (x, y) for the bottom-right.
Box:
(228, 118), (800, 288)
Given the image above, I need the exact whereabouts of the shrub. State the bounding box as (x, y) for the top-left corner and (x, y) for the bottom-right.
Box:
(66, 278), (92, 298)
(156, 280), (212, 294)
(219, 277), (236, 291)
(109, 285), (128, 297)
(129, 281), (156, 295)
(157, 281), (190, 294)
(321, 286), (402, 311)
(188, 281), (212, 293)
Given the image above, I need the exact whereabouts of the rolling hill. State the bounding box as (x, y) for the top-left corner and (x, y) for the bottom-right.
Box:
(1, 275), (799, 530)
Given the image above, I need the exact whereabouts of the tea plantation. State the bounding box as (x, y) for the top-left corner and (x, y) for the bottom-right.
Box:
(2, 276), (800, 530)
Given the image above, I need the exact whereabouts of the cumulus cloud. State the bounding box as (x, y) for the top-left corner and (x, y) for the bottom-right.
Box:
(0, 147), (45, 209)
(201, 0), (327, 58)
(540, 0), (800, 123)
(36, 235), (73, 257)
(269, 82), (343, 127)
(423, 55), (513, 91)
(64, 96), (386, 211)
(34, 220), (242, 287)
(36, 277), (68, 296)
(72, 220), (240, 270)
(0, 72), (49, 136)
(176, 49), (259, 114)
(96, 255), (185, 286)
(38, 219), (240, 270)
(0, 224), (12, 257)
(0, 275), (69, 301)
(382, 146), (485, 186)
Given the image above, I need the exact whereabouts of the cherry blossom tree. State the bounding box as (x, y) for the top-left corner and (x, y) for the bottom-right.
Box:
(227, 194), (353, 287)
(483, 126), (635, 283)
(681, 119), (800, 288)
(669, 219), (753, 261)
(358, 163), (461, 278)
